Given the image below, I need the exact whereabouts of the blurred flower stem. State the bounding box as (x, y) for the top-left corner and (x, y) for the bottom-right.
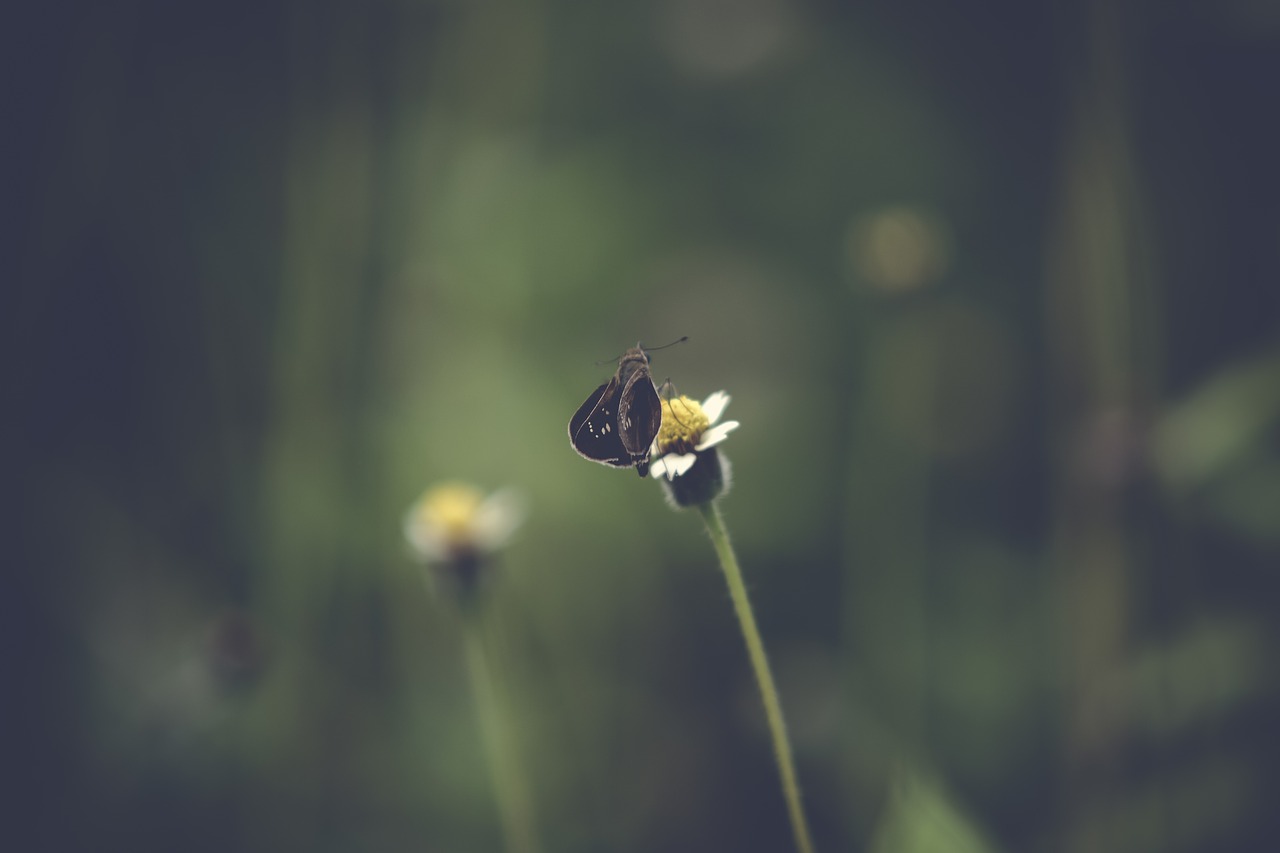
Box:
(460, 610), (540, 853)
(403, 483), (537, 852)
(698, 501), (816, 853)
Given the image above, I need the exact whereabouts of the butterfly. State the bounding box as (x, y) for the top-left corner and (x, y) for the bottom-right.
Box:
(569, 342), (675, 477)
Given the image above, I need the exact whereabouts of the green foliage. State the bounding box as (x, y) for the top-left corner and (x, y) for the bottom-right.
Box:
(871, 768), (999, 853)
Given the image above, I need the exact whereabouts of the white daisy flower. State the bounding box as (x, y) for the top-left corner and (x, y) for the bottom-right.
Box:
(404, 482), (527, 564)
(649, 390), (741, 481)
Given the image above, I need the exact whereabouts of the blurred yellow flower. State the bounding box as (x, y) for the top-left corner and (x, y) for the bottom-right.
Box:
(403, 482), (527, 564)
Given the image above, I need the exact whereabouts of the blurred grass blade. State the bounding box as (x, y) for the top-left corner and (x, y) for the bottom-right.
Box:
(870, 766), (1000, 853)
(1150, 351), (1280, 492)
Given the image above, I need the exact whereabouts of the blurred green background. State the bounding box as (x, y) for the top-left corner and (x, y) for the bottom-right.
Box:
(13, 1), (1280, 851)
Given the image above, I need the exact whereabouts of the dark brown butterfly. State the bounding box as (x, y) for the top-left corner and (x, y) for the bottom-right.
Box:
(569, 341), (682, 477)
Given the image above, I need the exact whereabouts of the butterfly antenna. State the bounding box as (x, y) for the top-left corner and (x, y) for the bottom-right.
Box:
(594, 336), (687, 365)
(639, 335), (689, 353)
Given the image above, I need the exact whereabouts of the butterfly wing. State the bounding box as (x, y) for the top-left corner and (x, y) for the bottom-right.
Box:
(568, 380), (630, 467)
(617, 372), (663, 476)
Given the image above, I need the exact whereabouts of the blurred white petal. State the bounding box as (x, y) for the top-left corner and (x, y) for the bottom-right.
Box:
(473, 487), (528, 551)
(404, 511), (448, 562)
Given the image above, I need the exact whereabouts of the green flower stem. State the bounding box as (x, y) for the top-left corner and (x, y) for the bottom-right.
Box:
(461, 615), (540, 853)
(698, 501), (816, 853)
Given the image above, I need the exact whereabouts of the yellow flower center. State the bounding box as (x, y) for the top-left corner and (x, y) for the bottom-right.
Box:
(656, 395), (710, 455)
(415, 482), (484, 546)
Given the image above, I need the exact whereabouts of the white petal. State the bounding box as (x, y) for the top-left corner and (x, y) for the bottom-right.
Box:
(651, 452), (698, 480)
(403, 513), (447, 562)
(650, 450), (670, 479)
(695, 420), (740, 451)
(701, 391), (731, 424)
(665, 453), (698, 479)
(472, 487), (527, 551)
